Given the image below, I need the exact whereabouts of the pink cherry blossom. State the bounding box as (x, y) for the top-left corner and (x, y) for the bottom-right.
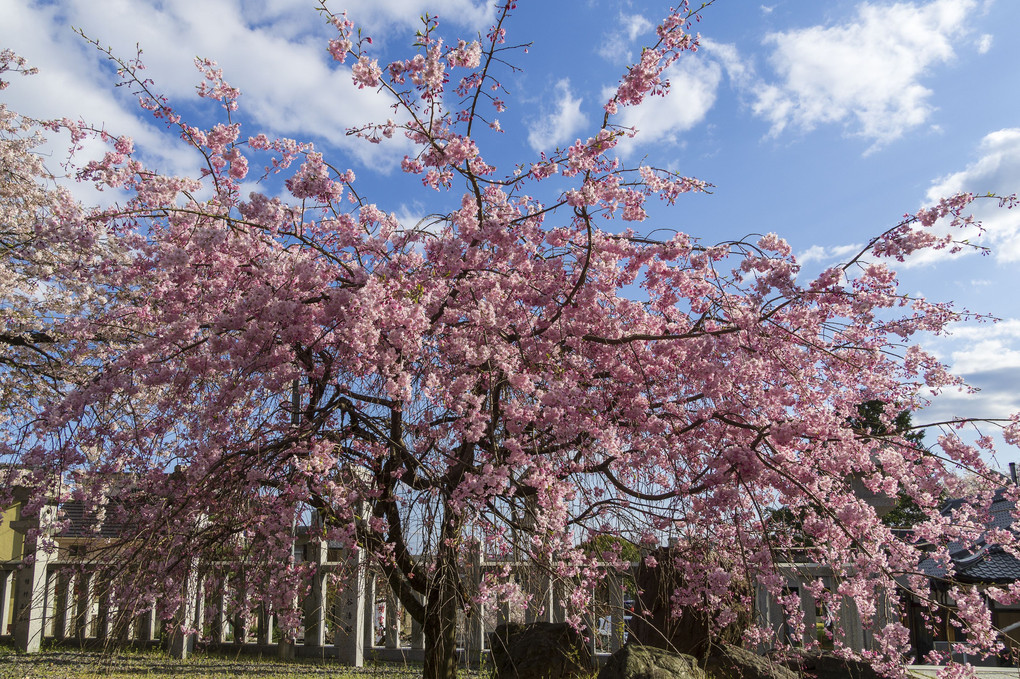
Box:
(351, 55), (382, 89)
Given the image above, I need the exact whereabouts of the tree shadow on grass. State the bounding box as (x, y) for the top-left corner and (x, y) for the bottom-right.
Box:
(0, 649), (442, 678)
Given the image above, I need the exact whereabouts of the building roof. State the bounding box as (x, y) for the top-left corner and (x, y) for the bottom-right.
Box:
(56, 499), (131, 539)
(919, 487), (1020, 585)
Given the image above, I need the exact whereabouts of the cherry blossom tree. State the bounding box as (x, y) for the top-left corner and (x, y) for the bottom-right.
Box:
(4, 3), (1020, 679)
(0, 49), (136, 485)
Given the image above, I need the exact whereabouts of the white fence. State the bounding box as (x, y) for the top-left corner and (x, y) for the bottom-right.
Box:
(1, 539), (631, 665)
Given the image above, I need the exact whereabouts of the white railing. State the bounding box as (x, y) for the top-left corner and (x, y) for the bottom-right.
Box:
(1, 550), (632, 666)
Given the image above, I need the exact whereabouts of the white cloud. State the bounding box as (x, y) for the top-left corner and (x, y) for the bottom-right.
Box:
(598, 13), (653, 64)
(598, 36), (629, 64)
(86, 1), (410, 163)
(940, 319), (1020, 344)
(920, 363), (1020, 424)
(976, 33), (994, 54)
(623, 13), (652, 41)
(338, 0), (497, 34)
(917, 319), (1020, 446)
(761, 5), (775, 15)
(796, 242), (865, 266)
(752, 0), (977, 149)
(611, 57), (722, 158)
(394, 204), (448, 237)
(527, 79), (586, 153)
(0, 2), (202, 205)
(919, 373), (1020, 436)
(0, 0), (444, 181)
(701, 39), (753, 88)
(952, 340), (1020, 375)
(905, 128), (1020, 266)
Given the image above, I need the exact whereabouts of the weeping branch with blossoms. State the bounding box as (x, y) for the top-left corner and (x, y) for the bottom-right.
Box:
(2, 3), (1020, 679)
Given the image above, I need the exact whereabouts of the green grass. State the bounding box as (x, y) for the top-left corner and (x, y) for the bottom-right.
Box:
(0, 646), (451, 679)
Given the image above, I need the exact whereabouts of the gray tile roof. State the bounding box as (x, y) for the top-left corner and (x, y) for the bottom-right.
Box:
(57, 500), (129, 539)
(919, 488), (1020, 585)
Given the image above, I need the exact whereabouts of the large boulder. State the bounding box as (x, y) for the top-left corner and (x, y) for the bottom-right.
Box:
(703, 643), (797, 679)
(772, 649), (882, 679)
(489, 622), (594, 679)
(599, 643), (705, 679)
(628, 548), (749, 660)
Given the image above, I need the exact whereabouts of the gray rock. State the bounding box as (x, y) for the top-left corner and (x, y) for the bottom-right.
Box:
(598, 643), (705, 679)
(703, 643), (797, 679)
(773, 649), (883, 679)
(628, 548), (749, 660)
(489, 622), (594, 679)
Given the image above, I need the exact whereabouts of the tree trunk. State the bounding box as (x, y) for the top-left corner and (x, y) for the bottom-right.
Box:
(422, 506), (463, 679)
(422, 574), (458, 679)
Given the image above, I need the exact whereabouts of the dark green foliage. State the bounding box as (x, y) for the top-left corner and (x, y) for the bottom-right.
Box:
(579, 534), (641, 564)
(851, 400), (924, 445)
(850, 400), (934, 528)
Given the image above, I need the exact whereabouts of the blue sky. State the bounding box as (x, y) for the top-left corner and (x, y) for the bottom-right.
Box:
(3, 0), (1020, 467)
